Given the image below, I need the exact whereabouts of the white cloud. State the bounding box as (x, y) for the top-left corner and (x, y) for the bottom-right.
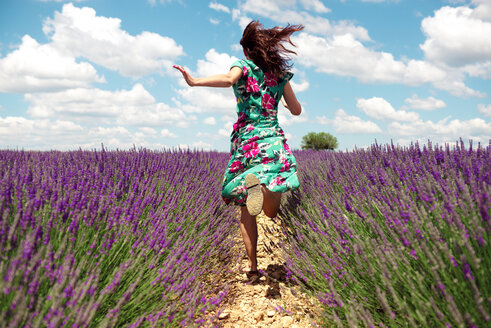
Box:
(317, 109), (382, 134)
(209, 2), (231, 13)
(293, 32), (484, 97)
(299, 0), (330, 13)
(0, 35), (103, 93)
(44, 3), (183, 78)
(421, 5), (491, 66)
(175, 49), (238, 114)
(404, 94), (446, 111)
(25, 84), (188, 127)
(210, 18), (220, 25)
(192, 140), (213, 150)
(203, 116), (217, 125)
(233, 0), (486, 98)
(388, 117), (491, 144)
(290, 80), (309, 92)
(0, 115), (172, 150)
(420, 3), (491, 74)
(239, 0), (369, 40)
(160, 128), (177, 138)
(478, 104), (491, 117)
(277, 107), (308, 126)
(139, 127), (158, 135)
(357, 97), (419, 122)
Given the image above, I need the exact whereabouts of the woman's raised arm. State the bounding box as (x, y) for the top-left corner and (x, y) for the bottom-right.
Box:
(173, 65), (242, 88)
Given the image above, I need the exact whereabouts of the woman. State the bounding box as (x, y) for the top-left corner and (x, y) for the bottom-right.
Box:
(174, 20), (303, 280)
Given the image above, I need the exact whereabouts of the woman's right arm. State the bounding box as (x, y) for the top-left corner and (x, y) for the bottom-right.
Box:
(173, 65), (242, 88)
(282, 82), (302, 116)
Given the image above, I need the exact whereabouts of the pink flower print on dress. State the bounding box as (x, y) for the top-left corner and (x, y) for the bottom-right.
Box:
(264, 72), (278, 87)
(243, 141), (259, 158)
(275, 176), (286, 185)
(269, 176), (286, 188)
(242, 66), (249, 77)
(229, 160), (244, 173)
(261, 157), (273, 164)
(246, 76), (259, 93)
(247, 136), (259, 143)
(247, 124), (255, 131)
(262, 93), (276, 110)
(280, 160), (291, 172)
(284, 142), (292, 154)
(233, 112), (247, 131)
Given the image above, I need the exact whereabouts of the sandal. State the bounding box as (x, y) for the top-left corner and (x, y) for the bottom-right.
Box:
(245, 174), (263, 216)
(245, 270), (261, 283)
(245, 270), (260, 278)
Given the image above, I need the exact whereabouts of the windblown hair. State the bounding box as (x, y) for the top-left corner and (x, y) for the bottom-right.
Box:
(240, 20), (304, 77)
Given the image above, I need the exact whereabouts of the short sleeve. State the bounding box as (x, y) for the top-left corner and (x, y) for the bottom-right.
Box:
(230, 59), (244, 70)
(283, 71), (294, 82)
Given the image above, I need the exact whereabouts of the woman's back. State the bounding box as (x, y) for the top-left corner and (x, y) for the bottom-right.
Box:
(230, 58), (293, 148)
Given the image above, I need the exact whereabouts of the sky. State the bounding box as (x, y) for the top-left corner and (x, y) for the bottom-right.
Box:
(0, 0), (490, 152)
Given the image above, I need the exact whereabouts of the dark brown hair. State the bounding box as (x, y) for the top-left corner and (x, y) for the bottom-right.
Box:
(240, 20), (304, 76)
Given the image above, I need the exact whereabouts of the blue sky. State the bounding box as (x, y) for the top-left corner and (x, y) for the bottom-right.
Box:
(0, 0), (490, 151)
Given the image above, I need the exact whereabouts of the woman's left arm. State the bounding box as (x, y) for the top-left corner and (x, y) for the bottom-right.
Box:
(173, 65), (242, 88)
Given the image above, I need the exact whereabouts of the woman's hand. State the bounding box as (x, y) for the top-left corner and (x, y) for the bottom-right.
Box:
(173, 65), (196, 87)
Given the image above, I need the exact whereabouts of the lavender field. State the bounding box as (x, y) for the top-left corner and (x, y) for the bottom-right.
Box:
(0, 149), (237, 327)
(1, 140), (490, 327)
(280, 140), (490, 327)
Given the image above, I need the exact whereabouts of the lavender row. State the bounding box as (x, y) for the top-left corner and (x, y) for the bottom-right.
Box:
(280, 140), (490, 327)
(0, 148), (236, 327)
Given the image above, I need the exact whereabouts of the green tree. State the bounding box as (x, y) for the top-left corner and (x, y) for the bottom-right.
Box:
(301, 132), (338, 150)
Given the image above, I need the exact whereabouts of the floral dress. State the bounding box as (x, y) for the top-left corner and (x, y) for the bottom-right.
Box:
(222, 59), (300, 206)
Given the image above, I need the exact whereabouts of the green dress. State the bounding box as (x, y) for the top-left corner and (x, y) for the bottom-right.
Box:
(221, 59), (300, 206)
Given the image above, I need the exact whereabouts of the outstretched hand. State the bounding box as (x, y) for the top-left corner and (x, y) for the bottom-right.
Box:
(173, 65), (195, 87)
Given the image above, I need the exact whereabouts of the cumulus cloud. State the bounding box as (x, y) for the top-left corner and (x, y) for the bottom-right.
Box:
(160, 128), (177, 138)
(277, 107), (308, 126)
(293, 33), (483, 97)
(203, 117), (217, 125)
(357, 97), (419, 121)
(478, 103), (491, 117)
(299, 0), (330, 13)
(0, 35), (103, 93)
(209, 2), (230, 13)
(192, 140), (213, 150)
(44, 3), (184, 78)
(232, 0), (486, 98)
(25, 84), (189, 127)
(317, 109), (382, 134)
(0, 115), (172, 150)
(0, 3), (184, 93)
(175, 49), (238, 114)
(290, 80), (309, 92)
(420, 1), (491, 84)
(404, 94), (446, 111)
(388, 117), (491, 143)
(238, 0), (369, 40)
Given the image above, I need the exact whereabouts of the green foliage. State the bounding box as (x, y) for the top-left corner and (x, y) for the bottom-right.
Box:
(301, 132), (338, 151)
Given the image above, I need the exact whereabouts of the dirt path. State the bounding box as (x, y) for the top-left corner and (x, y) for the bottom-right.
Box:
(205, 212), (321, 328)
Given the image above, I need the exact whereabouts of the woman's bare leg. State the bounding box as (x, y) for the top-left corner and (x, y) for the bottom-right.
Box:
(262, 185), (282, 218)
(240, 206), (258, 272)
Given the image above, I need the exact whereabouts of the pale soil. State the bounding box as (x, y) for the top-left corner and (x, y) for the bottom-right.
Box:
(202, 211), (322, 328)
